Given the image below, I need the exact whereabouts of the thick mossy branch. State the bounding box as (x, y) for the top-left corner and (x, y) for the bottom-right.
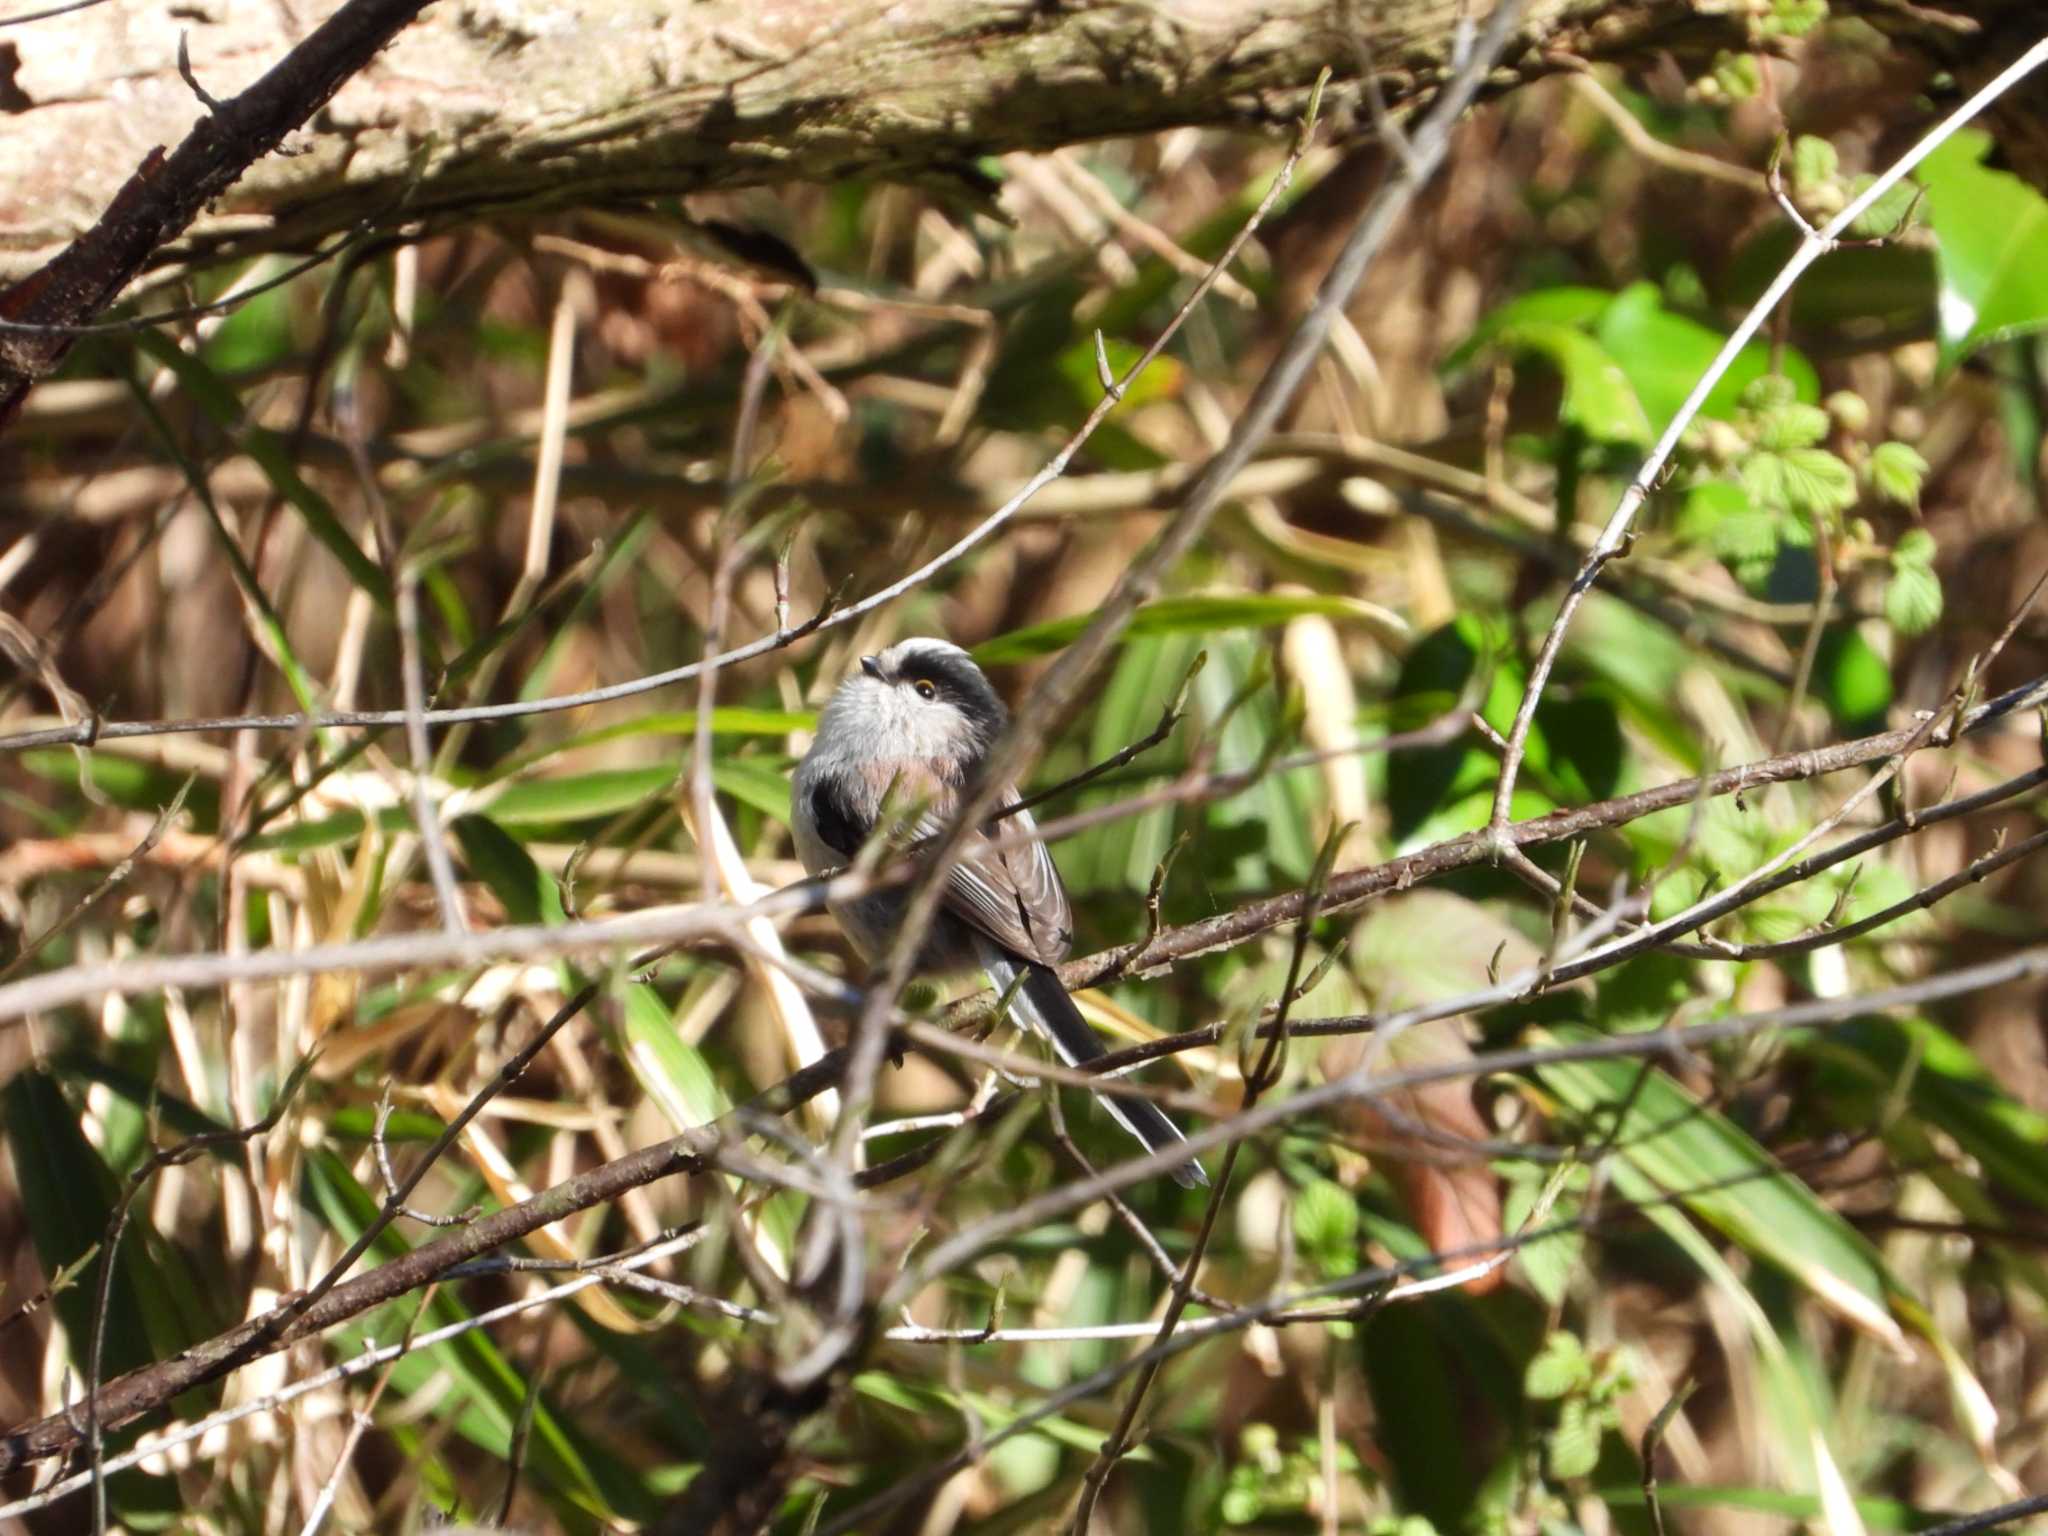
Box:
(1, 0), (2034, 288)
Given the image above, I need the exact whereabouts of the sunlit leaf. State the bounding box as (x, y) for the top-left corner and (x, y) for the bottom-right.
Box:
(1595, 282), (1818, 429)
(1919, 129), (2048, 367)
(1493, 319), (1651, 445)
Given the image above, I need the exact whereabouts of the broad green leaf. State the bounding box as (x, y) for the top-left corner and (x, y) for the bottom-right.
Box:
(1502, 1162), (1586, 1308)
(20, 751), (222, 825)
(1790, 135), (1838, 194)
(712, 758), (796, 824)
(1919, 129), (2048, 367)
(1726, 233), (1937, 333)
(1893, 527), (1937, 566)
(1546, 1396), (1601, 1479)
(1524, 1331), (1588, 1400)
(1193, 632), (1322, 886)
(1387, 615), (1522, 840)
(1754, 401), (1830, 452)
(1358, 1297), (1486, 1531)
(1870, 441), (1930, 508)
(1493, 319), (1651, 445)
(971, 592), (1406, 667)
(485, 767), (679, 825)
(1060, 631), (1196, 898)
(1883, 564), (1943, 637)
(1442, 285), (1614, 373)
(1292, 1178), (1359, 1276)
(1594, 282), (1818, 430)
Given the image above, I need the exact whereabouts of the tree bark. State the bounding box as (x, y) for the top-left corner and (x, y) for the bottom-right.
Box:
(2, 0), (2035, 291)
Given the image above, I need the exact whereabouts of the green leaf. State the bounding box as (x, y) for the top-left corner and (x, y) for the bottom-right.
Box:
(1503, 1164), (1585, 1307)
(1595, 282), (1818, 429)
(970, 592), (1407, 667)
(1292, 1178), (1359, 1273)
(1790, 135), (1839, 195)
(1892, 527), (1937, 567)
(3, 1072), (209, 1381)
(1883, 564), (1943, 637)
(1494, 319), (1652, 445)
(1724, 230), (1935, 332)
(614, 976), (730, 1131)
(1442, 285), (1614, 374)
(1711, 507), (1780, 564)
(201, 267), (297, 374)
(1060, 631), (1197, 898)
(485, 767), (679, 825)
(1869, 441), (1930, 508)
(1844, 174), (1923, 242)
(1387, 616), (1526, 841)
(1712, 51), (1761, 101)
(1778, 447), (1859, 516)
(1919, 129), (2048, 368)
(1524, 1331), (1589, 1400)
(452, 814), (564, 926)
(1766, 0), (1826, 35)
(1813, 626), (1893, 729)
(1532, 1030), (1907, 1345)
(1828, 1016), (2048, 1209)
(1359, 1304), (1482, 1533)
(1754, 401), (1830, 452)
(1546, 1397), (1602, 1479)
(712, 757), (797, 824)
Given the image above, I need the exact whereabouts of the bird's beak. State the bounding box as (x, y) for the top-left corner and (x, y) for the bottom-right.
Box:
(860, 655), (883, 680)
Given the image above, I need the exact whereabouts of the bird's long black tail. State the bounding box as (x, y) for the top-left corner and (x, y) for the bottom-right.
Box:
(980, 945), (1207, 1188)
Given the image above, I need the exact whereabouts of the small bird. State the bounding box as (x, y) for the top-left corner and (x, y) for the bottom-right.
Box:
(791, 637), (1206, 1187)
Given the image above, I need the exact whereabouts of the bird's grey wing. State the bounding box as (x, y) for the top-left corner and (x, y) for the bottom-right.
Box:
(920, 789), (1074, 966)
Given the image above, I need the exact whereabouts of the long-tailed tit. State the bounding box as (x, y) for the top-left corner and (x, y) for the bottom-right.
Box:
(791, 638), (1206, 1187)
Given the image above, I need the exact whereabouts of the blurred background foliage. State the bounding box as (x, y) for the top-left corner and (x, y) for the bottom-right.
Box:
(3, 10), (2048, 1535)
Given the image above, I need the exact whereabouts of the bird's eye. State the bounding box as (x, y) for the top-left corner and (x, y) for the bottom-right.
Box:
(912, 678), (937, 700)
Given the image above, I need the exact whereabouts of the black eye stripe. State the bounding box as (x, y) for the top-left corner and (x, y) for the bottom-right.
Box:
(876, 648), (1008, 737)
